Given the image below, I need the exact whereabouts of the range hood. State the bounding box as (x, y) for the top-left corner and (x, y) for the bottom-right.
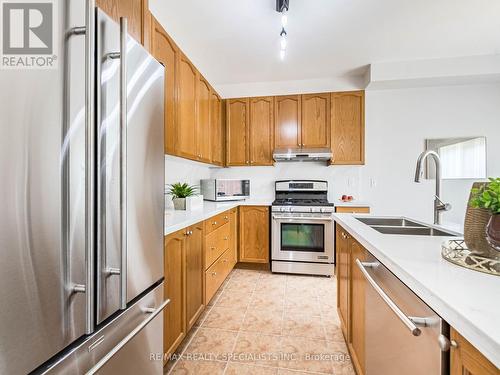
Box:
(273, 148), (333, 162)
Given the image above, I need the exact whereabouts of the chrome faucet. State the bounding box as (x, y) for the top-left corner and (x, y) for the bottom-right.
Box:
(414, 150), (452, 225)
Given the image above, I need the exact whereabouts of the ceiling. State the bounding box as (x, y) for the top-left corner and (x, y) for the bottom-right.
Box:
(149, 0), (500, 88)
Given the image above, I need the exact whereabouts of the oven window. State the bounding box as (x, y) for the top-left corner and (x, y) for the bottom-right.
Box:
(280, 223), (324, 252)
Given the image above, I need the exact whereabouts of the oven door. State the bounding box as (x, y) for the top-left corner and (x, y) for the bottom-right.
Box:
(272, 214), (334, 263)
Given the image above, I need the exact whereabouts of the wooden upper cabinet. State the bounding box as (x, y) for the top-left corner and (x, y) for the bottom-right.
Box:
(249, 97), (274, 166)
(96, 0), (144, 43)
(301, 93), (330, 148)
(151, 18), (178, 155)
(226, 98), (249, 166)
(196, 75), (211, 163)
(451, 328), (500, 375)
(331, 91), (365, 165)
(274, 95), (301, 149)
(210, 91), (224, 166)
(239, 206), (269, 263)
(177, 54), (198, 160)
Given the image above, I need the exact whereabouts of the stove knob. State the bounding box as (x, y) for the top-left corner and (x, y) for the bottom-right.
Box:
(280, 207), (285, 212)
(320, 208), (325, 213)
(310, 207), (313, 213)
(289, 207), (294, 212)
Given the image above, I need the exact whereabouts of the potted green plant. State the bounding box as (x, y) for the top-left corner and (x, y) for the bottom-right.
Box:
(470, 178), (500, 251)
(167, 182), (198, 210)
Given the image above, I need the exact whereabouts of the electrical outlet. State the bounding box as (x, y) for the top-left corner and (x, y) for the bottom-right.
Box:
(370, 178), (377, 188)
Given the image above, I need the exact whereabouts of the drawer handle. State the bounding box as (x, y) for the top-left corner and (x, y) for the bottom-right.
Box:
(356, 259), (422, 336)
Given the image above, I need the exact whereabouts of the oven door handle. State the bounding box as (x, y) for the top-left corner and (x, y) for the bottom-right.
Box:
(356, 259), (422, 337)
(272, 215), (333, 221)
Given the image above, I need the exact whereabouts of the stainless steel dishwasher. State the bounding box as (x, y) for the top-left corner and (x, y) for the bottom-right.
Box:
(356, 255), (450, 375)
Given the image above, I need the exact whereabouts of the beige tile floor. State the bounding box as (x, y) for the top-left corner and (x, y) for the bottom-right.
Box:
(165, 269), (355, 375)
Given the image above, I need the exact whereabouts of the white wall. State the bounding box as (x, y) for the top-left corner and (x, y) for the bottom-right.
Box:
(166, 83), (500, 230)
(362, 83), (500, 228)
(210, 164), (364, 204)
(164, 155), (212, 208)
(211, 83), (500, 230)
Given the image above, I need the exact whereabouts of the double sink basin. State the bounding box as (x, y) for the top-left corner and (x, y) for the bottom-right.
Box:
(356, 217), (459, 237)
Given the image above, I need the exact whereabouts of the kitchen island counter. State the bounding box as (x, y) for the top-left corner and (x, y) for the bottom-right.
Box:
(333, 213), (500, 369)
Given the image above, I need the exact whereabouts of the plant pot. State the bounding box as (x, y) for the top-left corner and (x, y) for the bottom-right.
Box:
(486, 214), (500, 251)
(172, 197), (186, 210)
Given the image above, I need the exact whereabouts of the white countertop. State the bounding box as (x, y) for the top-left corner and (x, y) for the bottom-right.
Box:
(164, 200), (272, 235)
(333, 213), (500, 369)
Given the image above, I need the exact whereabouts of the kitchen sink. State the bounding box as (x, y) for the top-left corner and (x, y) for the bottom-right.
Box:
(370, 226), (456, 236)
(355, 217), (459, 237)
(356, 217), (425, 227)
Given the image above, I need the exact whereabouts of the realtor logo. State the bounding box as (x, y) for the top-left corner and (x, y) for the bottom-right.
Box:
(1, 0), (57, 69)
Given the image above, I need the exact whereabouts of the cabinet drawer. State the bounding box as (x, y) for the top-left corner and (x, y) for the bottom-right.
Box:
(204, 211), (230, 234)
(205, 248), (233, 303)
(205, 222), (230, 269)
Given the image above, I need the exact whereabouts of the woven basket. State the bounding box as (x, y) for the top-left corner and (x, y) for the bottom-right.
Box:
(464, 182), (500, 260)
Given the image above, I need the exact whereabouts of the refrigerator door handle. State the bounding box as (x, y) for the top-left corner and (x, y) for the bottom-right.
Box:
(84, 0), (96, 335)
(118, 17), (128, 310)
(86, 298), (170, 375)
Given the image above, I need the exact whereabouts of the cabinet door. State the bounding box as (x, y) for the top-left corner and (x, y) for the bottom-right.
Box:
(163, 231), (186, 357)
(229, 208), (238, 264)
(151, 18), (178, 155)
(196, 75), (211, 163)
(239, 206), (269, 263)
(177, 54), (198, 159)
(274, 95), (301, 149)
(349, 239), (367, 375)
(249, 97), (274, 166)
(210, 91), (224, 165)
(336, 225), (349, 340)
(301, 93), (330, 148)
(331, 91), (365, 165)
(185, 224), (205, 331)
(451, 328), (500, 375)
(96, 0), (144, 43)
(226, 98), (249, 166)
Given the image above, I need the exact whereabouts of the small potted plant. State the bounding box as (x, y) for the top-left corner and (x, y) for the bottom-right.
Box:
(470, 178), (500, 251)
(167, 182), (198, 210)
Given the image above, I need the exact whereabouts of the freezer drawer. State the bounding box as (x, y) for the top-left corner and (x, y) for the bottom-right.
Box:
(37, 282), (167, 375)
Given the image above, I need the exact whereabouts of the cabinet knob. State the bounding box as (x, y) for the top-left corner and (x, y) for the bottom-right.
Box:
(224, 216), (229, 220)
(210, 246), (215, 250)
(223, 259), (227, 263)
(212, 221), (217, 226)
(450, 340), (459, 349)
(212, 272), (217, 276)
(224, 236), (228, 240)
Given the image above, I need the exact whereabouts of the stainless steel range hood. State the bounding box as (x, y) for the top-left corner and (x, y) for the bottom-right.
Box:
(273, 148), (332, 162)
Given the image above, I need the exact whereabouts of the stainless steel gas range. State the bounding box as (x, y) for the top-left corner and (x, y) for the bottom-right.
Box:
(271, 180), (335, 276)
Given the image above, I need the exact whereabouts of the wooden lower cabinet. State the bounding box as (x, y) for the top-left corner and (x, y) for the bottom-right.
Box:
(229, 208), (238, 263)
(163, 223), (204, 359)
(336, 225), (350, 340)
(203, 209), (238, 303)
(451, 328), (500, 375)
(239, 206), (270, 263)
(163, 230), (186, 359)
(185, 224), (204, 331)
(335, 206), (370, 214)
(349, 238), (367, 375)
(336, 224), (366, 375)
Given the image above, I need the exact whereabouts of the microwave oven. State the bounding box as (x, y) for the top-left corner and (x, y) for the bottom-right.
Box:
(200, 179), (250, 201)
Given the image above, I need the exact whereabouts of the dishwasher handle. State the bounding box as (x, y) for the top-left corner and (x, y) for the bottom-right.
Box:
(356, 259), (422, 337)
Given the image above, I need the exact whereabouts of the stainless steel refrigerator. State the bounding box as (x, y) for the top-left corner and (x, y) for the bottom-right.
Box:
(0, 1), (166, 373)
